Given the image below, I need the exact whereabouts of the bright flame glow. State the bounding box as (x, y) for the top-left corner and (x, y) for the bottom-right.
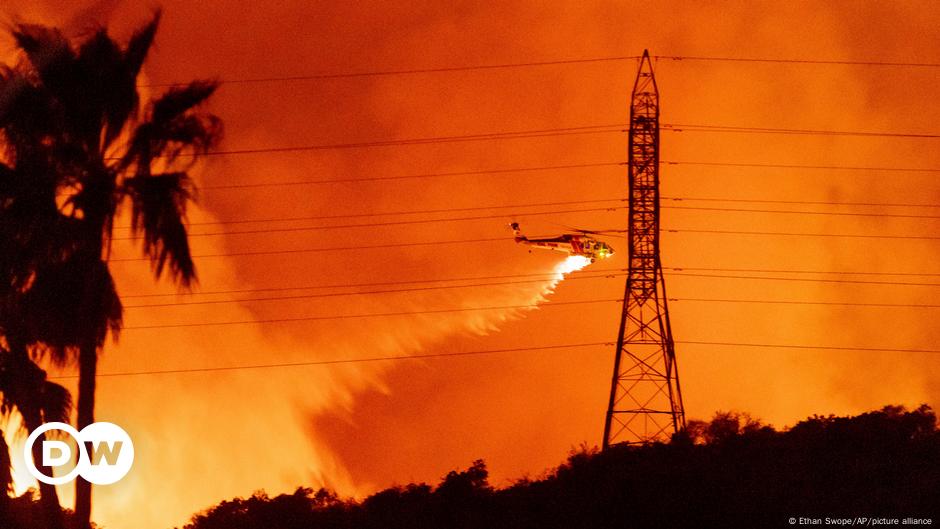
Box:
(7, 244), (598, 528)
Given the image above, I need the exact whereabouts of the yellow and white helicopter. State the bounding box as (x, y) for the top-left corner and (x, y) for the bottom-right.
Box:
(510, 222), (615, 263)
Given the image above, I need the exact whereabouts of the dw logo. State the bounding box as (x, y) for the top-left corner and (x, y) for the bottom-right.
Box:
(23, 422), (134, 485)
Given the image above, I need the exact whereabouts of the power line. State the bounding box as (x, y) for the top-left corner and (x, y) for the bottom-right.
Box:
(677, 341), (940, 354)
(667, 266), (940, 277)
(664, 123), (940, 139)
(671, 228), (940, 241)
(103, 125), (627, 163)
(109, 226), (940, 262)
(110, 237), (508, 262)
(123, 272), (623, 308)
(112, 198), (940, 236)
(197, 198), (940, 227)
(663, 160), (940, 173)
(196, 125), (627, 157)
(111, 205), (628, 240)
(121, 285), (940, 324)
(49, 337), (940, 380)
(142, 123), (938, 161)
(662, 195), (940, 209)
(123, 281), (940, 310)
(145, 55), (642, 87)
(110, 204), (940, 240)
(199, 161), (625, 190)
(123, 298), (624, 330)
(118, 265), (940, 300)
(655, 55), (940, 68)
(108, 198), (940, 235)
(670, 298), (940, 309)
(666, 272), (940, 287)
(121, 269), (621, 299)
(664, 205), (940, 219)
(143, 53), (940, 89)
(138, 197), (627, 228)
(51, 342), (614, 379)
(178, 159), (940, 193)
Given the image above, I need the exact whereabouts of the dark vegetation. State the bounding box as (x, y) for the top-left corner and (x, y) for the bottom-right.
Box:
(0, 491), (87, 529)
(176, 405), (940, 529)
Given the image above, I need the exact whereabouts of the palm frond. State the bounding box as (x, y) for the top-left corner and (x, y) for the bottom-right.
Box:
(39, 380), (72, 424)
(0, 347), (72, 442)
(122, 172), (197, 286)
(0, 162), (75, 300)
(0, 69), (58, 162)
(124, 10), (161, 79)
(120, 81), (221, 173)
(75, 28), (133, 149)
(10, 24), (75, 86)
(20, 256), (123, 353)
(26, 343), (77, 370)
(152, 80), (218, 124)
(0, 347), (42, 425)
(68, 166), (120, 232)
(165, 114), (222, 166)
(0, 65), (28, 130)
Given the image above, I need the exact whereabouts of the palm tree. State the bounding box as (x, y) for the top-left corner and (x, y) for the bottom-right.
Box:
(1, 11), (221, 527)
(0, 347), (72, 529)
(0, 427), (9, 520)
(0, 71), (74, 529)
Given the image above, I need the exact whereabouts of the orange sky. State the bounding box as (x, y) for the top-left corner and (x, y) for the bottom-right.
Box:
(2, 1), (939, 528)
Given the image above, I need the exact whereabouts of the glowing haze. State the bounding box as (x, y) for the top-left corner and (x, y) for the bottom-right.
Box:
(1, 1), (938, 528)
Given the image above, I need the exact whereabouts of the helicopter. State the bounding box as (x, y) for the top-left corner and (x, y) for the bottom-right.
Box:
(510, 222), (615, 263)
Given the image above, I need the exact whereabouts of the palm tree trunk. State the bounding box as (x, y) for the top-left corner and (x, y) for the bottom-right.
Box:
(32, 433), (64, 529)
(23, 412), (64, 529)
(0, 429), (10, 519)
(7, 342), (64, 529)
(74, 341), (97, 529)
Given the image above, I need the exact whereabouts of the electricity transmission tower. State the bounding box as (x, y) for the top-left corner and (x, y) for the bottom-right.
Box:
(603, 50), (686, 448)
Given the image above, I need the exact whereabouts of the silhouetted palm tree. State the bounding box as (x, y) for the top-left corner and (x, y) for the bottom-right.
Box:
(0, 11), (220, 528)
(0, 347), (71, 529)
(0, 427), (9, 521)
(0, 76), (75, 528)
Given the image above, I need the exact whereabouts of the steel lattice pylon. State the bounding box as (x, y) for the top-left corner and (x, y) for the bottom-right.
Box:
(603, 50), (686, 448)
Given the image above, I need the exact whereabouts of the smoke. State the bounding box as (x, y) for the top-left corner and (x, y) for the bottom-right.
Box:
(7, 226), (591, 528)
(2, 4), (601, 524)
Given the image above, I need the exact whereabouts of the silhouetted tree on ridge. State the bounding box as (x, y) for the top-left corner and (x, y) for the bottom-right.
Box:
(177, 405), (940, 529)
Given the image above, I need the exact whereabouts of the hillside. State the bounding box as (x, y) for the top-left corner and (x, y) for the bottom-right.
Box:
(176, 405), (940, 529)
